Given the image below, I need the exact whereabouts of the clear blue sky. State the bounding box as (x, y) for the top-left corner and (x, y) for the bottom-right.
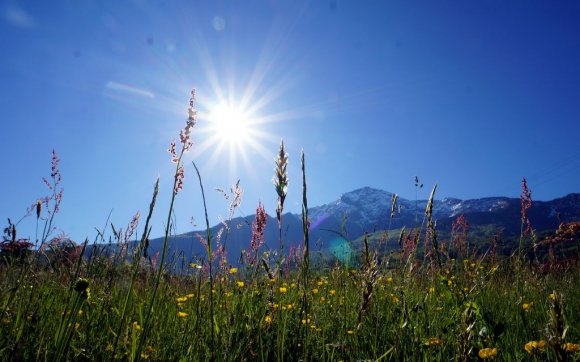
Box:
(1, 0), (579, 243)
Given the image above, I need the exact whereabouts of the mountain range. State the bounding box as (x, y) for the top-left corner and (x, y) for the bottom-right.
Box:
(141, 187), (579, 266)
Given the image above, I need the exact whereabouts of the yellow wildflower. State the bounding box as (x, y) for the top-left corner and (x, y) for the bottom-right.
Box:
(524, 340), (546, 354)
(237, 281), (245, 288)
(133, 321), (141, 331)
(279, 287), (288, 293)
(177, 312), (188, 318)
(563, 343), (580, 353)
(522, 302), (533, 311)
(347, 330), (354, 335)
(312, 288), (319, 294)
(329, 289), (336, 296)
(386, 277), (393, 284)
(478, 347), (498, 359)
(176, 297), (188, 303)
(186, 293), (194, 298)
(291, 283), (297, 288)
(229, 267), (238, 274)
(264, 315), (273, 324)
(549, 293), (556, 300)
(429, 287), (435, 294)
(426, 337), (443, 347)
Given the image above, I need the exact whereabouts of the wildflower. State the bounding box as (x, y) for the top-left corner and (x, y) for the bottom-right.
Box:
(190, 263), (202, 269)
(74, 323), (80, 330)
(279, 287), (288, 293)
(177, 312), (188, 318)
(386, 277), (393, 284)
(347, 330), (354, 335)
(229, 267), (238, 274)
(425, 337), (443, 347)
(186, 293), (194, 298)
(105, 344), (114, 353)
(133, 321), (141, 331)
(247, 202), (267, 265)
(478, 347), (498, 359)
(429, 287), (435, 294)
(237, 281), (244, 288)
(522, 302), (532, 311)
(291, 283), (297, 288)
(524, 340), (546, 354)
(287, 304), (294, 310)
(301, 318), (311, 325)
(317, 281), (324, 286)
(264, 315), (273, 324)
(176, 297), (188, 303)
(549, 293), (556, 300)
(312, 288), (319, 294)
(562, 343), (580, 353)
(329, 289), (336, 296)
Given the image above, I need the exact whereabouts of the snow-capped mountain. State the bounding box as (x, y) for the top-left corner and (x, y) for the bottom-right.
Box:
(141, 187), (579, 264)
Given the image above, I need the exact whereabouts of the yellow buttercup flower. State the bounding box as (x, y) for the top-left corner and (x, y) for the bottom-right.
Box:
(478, 347), (498, 359)
(524, 340), (546, 354)
(229, 267), (238, 274)
(522, 302), (533, 311)
(237, 281), (245, 288)
(562, 343), (580, 353)
(279, 287), (288, 293)
(426, 337), (443, 347)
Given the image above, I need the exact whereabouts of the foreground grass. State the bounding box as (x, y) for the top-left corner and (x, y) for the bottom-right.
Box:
(0, 251), (579, 361)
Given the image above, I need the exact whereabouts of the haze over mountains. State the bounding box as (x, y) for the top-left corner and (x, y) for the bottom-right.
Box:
(141, 187), (579, 265)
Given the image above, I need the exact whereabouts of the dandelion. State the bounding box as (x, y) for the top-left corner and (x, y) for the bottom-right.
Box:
(279, 287), (288, 293)
(229, 267), (238, 274)
(524, 340), (546, 354)
(478, 347), (498, 359)
(177, 312), (188, 318)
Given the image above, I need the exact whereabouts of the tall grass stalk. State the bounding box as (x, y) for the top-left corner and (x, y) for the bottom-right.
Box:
(192, 161), (215, 361)
(112, 178), (158, 359)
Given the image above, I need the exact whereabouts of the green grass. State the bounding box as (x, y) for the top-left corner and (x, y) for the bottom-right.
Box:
(1, 242), (579, 361)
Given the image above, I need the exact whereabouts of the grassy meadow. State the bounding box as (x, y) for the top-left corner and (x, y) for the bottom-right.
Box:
(1, 91), (579, 361)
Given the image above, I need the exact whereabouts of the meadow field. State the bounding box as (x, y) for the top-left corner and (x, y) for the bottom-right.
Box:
(1, 91), (579, 361)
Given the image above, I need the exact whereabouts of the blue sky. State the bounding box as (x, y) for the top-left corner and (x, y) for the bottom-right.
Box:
(1, 0), (579, 243)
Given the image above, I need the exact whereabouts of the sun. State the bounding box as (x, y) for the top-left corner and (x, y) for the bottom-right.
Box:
(193, 97), (275, 177)
(208, 102), (251, 145)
